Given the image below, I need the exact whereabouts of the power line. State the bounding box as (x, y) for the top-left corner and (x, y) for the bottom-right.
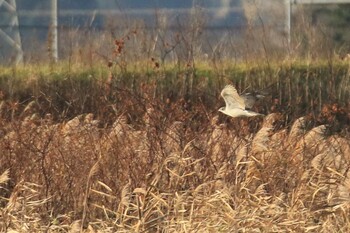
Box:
(293, 0), (350, 4)
(13, 7), (244, 17)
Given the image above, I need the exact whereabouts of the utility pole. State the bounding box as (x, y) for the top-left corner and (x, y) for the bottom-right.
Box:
(0, 0), (23, 64)
(50, 0), (58, 62)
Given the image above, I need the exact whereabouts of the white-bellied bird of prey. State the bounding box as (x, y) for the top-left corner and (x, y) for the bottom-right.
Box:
(219, 85), (265, 117)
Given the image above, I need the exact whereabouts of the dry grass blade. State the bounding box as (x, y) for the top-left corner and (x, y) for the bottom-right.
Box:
(97, 181), (113, 192)
(289, 116), (306, 141)
(121, 181), (131, 208)
(252, 127), (272, 153)
(300, 125), (326, 148)
(69, 220), (81, 233)
(337, 176), (350, 203)
(311, 153), (325, 172)
(81, 160), (101, 231)
(88, 161), (100, 179)
(0, 169), (9, 185)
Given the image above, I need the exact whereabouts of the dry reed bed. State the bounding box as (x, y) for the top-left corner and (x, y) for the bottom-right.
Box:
(0, 98), (350, 232)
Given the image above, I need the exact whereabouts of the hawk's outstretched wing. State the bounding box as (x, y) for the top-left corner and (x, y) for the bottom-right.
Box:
(240, 92), (265, 109)
(221, 85), (245, 110)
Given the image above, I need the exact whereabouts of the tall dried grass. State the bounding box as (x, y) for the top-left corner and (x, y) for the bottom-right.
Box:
(0, 91), (349, 232)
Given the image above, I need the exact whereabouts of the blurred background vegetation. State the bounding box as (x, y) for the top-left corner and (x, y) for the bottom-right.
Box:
(302, 3), (350, 53)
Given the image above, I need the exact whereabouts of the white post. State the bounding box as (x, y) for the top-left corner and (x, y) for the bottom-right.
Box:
(51, 0), (58, 62)
(285, 0), (291, 46)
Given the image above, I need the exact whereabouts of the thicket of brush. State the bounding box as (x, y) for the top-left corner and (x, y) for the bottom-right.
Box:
(0, 61), (349, 122)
